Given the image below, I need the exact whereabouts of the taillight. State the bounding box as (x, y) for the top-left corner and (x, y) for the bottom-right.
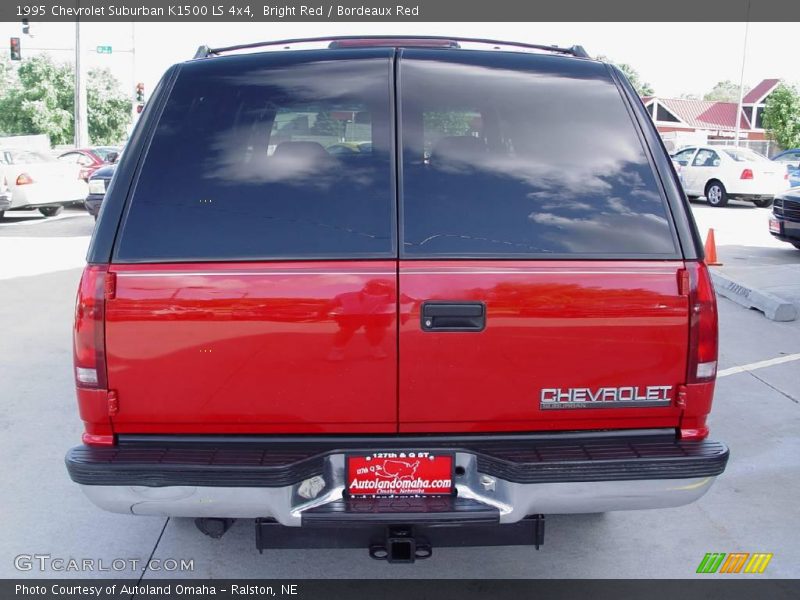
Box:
(685, 262), (718, 383)
(16, 173), (34, 185)
(73, 265), (110, 389)
(740, 168), (754, 180)
(79, 168), (90, 180)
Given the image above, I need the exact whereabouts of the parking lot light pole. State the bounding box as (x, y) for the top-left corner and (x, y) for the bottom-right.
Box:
(74, 4), (89, 148)
(734, 3), (750, 148)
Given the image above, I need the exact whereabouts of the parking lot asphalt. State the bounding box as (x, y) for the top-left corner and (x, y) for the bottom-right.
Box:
(0, 208), (93, 280)
(691, 199), (800, 311)
(0, 206), (798, 579)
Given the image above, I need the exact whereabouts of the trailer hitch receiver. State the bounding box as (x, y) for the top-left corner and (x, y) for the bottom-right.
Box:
(369, 526), (432, 563)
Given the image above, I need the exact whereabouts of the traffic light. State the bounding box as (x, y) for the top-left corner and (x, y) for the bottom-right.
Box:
(22, 18), (30, 35)
(135, 82), (145, 104)
(10, 37), (21, 61)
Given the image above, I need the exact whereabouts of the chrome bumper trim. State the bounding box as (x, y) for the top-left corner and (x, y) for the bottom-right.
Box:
(78, 452), (716, 525)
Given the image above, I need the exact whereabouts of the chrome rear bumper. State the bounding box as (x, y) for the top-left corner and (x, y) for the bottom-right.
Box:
(76, 448), (722, 525)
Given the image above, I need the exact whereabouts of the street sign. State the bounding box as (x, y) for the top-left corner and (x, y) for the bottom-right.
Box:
(96, 45), (112, 54)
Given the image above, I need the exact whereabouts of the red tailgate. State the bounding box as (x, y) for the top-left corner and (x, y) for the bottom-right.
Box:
(398, 261), (689, 433)
(106, 262), (398, 434)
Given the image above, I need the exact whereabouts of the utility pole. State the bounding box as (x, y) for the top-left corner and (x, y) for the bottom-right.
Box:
(734, 2), (751, 148)
(74, 6), (89, 147)
(131, 21), (137, 125)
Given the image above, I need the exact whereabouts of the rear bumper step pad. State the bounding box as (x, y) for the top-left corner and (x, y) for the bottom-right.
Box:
(66, 432), (729, 488)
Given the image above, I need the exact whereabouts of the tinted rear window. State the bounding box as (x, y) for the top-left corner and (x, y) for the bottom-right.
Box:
(116, 51), (394, 262)
(400, 51), (677, 257)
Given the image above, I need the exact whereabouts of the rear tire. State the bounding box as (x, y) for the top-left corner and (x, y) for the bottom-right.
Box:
(753, 198), (773, 208)
(705, 181), (728, 207)
(792, 242), (800, 251)
(39, 206), (64, 217)
(0, 210), (4, 220)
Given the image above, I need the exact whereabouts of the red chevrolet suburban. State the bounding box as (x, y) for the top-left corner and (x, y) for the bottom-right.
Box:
(66, 36), (728, 562)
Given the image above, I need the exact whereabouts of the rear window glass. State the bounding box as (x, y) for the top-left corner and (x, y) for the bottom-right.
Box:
(116, 53), (394, 262)
(722, 148), (766, 162)
(400, 53), (677, 257)
(1, 150), (54, 164)
(91, 147), (120, 162)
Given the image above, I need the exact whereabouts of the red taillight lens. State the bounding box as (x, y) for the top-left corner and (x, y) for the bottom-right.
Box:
(685, 262), (718, 383)
(740, 168), (754, 180)
(79, 168), (90, 180)
(15, 173), (33, 185)
(73, 265), (109, 389)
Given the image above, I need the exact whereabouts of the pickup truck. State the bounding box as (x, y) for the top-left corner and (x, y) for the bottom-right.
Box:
(66, 36), (728, 563)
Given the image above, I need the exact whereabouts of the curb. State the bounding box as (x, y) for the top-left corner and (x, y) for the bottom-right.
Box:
(710, 271), (798, 322)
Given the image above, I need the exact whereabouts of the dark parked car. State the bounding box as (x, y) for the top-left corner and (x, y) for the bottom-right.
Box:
(84, 164), (116, 219)
(770, 188), (800, 250)
(772, 148), (800, 187)
(59, 146), (120, 181)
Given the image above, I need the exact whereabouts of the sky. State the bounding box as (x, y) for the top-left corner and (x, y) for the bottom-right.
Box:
(1, 21), (798, 100)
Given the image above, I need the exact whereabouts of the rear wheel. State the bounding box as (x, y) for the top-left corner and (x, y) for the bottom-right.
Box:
(39, 206), (64, 217)
(705, 181), (728, 207)
(792, 242), (800, 251)
(0, 210), (4, 220)
(753, 198), (773, 208)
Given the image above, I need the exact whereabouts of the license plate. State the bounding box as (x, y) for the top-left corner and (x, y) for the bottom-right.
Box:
(346, 452), (454, 496)
(769, 219), (782, 234)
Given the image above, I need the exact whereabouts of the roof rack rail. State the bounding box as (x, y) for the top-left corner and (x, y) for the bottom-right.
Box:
(193, 45), (211, 59)
(193, 36), (590, 60)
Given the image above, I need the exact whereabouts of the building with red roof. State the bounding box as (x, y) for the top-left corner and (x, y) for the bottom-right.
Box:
(642, 79), (781, 148)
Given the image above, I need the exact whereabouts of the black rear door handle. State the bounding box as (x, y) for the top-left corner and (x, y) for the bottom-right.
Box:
(421, 301), (486, 332)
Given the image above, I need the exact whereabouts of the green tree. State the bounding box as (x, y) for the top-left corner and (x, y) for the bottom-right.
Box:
(424, 111), (475, 137)
(0, 54), (74, 144)
(618, 63), (654, 96)
(763, 83), (800, 150)
(311, 111), (344, 137)
(0, 54), (131, 146)
(87, 67), (132, 145)
(0, 56), (18, 89)
(703, 80), (747, 102)
(597, 56), (654, 96)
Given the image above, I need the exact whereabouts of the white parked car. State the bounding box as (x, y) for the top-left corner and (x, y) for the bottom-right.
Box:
(672, 145), (790, 207)
(0, 148), (88, 218)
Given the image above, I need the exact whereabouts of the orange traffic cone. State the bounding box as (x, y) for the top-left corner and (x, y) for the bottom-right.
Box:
(704, 229), (722, 266)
